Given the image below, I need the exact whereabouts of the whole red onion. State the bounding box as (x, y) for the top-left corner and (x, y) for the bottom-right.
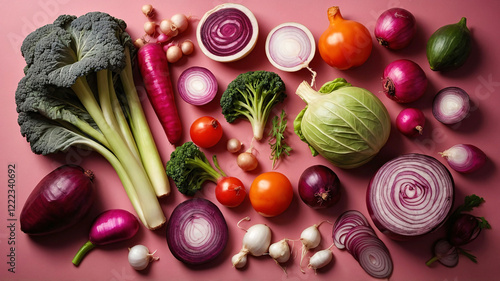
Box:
(448, 213), (482, 246)
(20, 165), (95, 235)
(396, 108), (425, 137)
(298, 165), (341, 209)
(375, 8), (417, 50)
(383, 59), (427, 103)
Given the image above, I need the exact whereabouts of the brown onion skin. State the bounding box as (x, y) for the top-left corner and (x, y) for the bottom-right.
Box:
(20, 165), (95, 235)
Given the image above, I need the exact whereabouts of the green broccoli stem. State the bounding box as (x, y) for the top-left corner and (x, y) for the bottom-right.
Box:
(119, 47), (170, 197)
(186, 156), (225, 183)
(72, 76), (165, 230)
(97, 69), (140, 162)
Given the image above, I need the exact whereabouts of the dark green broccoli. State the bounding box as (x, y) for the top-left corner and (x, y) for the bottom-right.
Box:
(220, 70), (286, 141)
(166, 142), (226, 196)
(15, 11), (168, 229)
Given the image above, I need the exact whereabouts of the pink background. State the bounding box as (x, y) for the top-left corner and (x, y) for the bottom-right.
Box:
(1, 0), (500, 280)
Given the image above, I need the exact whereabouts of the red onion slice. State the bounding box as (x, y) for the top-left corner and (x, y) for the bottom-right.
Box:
(367, 153), (454, 240)
(265, 22), (315, 72)
(344, 225), (377, 257)
(166, 198), (228, 265)
(177, 66), (218, 106)
(355, 237), (393, 279)
(333, 210), (370, 249)
(432, 87), (470, 125)
(197, 3), (258, 62)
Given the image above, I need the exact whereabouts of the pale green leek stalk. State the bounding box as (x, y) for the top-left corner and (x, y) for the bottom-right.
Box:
(120, 47), (170, 197)
(72, 76), (165, 230)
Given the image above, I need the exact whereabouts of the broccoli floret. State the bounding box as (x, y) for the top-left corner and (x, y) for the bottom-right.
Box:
(166, 142), (226, 196)
(220, 70), (286, 140)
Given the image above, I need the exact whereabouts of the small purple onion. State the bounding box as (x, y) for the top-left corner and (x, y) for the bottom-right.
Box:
(383, 59), (427, 103)
(448, 213), (482, 246)
(432, 87), (470, 125)
(298, 165), (341, 209)
(396, 108), (425, 137)
(426, 238), (459, 267)
(440, 144), (486, 173)
(375, 8), (417, 50)
(72, 209), (140, 266)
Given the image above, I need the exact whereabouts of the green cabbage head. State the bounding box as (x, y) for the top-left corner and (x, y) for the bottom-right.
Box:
(294, 78), (391, 169)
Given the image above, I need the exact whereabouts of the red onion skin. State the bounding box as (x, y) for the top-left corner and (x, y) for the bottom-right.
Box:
(375, 8), (417, 50)
(383, 59), (427, 103)
(396, 108), (425, 137)
(20, 165), (95, 235)
(448, 213), (482, 246)
(441, 144), (486, 173)
(298, 165), (341, 209)
(89, 209), (140, 245)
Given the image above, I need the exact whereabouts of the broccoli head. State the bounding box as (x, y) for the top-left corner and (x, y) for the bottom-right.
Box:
(165, 142), (226, 196)
(220, 70), (286, 140)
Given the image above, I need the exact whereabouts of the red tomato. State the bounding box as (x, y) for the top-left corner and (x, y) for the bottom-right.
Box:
(215, 177), (246, 208)
(190, 116), (223, 148)
(318, 6), (373, 70)
(249, 172), (293, 217)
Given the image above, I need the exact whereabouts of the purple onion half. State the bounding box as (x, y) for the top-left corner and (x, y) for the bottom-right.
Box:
(367, 154), (454, 240)
(166, 198), (228, 265)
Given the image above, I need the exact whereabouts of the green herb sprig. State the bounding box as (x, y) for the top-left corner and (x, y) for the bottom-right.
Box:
(268, 109), (292, 169)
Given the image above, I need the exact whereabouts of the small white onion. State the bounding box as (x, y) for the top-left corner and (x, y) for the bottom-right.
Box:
(128, 245), (159, 271)
(308, 248), (334, 272)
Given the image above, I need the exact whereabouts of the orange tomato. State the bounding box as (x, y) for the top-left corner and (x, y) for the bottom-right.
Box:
(249, 172), (293, 217)
(318, 6), (373, 70)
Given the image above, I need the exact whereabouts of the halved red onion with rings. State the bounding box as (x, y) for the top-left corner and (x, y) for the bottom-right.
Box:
(166, 198), (228, 265)
(196, 3), (259, 62)
(367, 153), (454, 240)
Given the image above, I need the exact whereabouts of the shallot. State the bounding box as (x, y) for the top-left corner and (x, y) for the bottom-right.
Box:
(439, 144), (486, 173)
(237, 150), (258, 171)
(396, 108), (425, 137)
(226, 138), (242, 153)
(171, 13), (189, 33)
(141, 4), (154, 18)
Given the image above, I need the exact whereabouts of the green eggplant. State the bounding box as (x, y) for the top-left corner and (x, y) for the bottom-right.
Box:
(426, 17), (471, 71)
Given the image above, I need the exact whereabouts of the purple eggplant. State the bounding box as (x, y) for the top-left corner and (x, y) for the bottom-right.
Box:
(20, 165), (95, 235)
(72, 209), (139, 266)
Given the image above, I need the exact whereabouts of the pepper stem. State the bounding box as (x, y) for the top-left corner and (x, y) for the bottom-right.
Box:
(72, 241), (96, 266)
